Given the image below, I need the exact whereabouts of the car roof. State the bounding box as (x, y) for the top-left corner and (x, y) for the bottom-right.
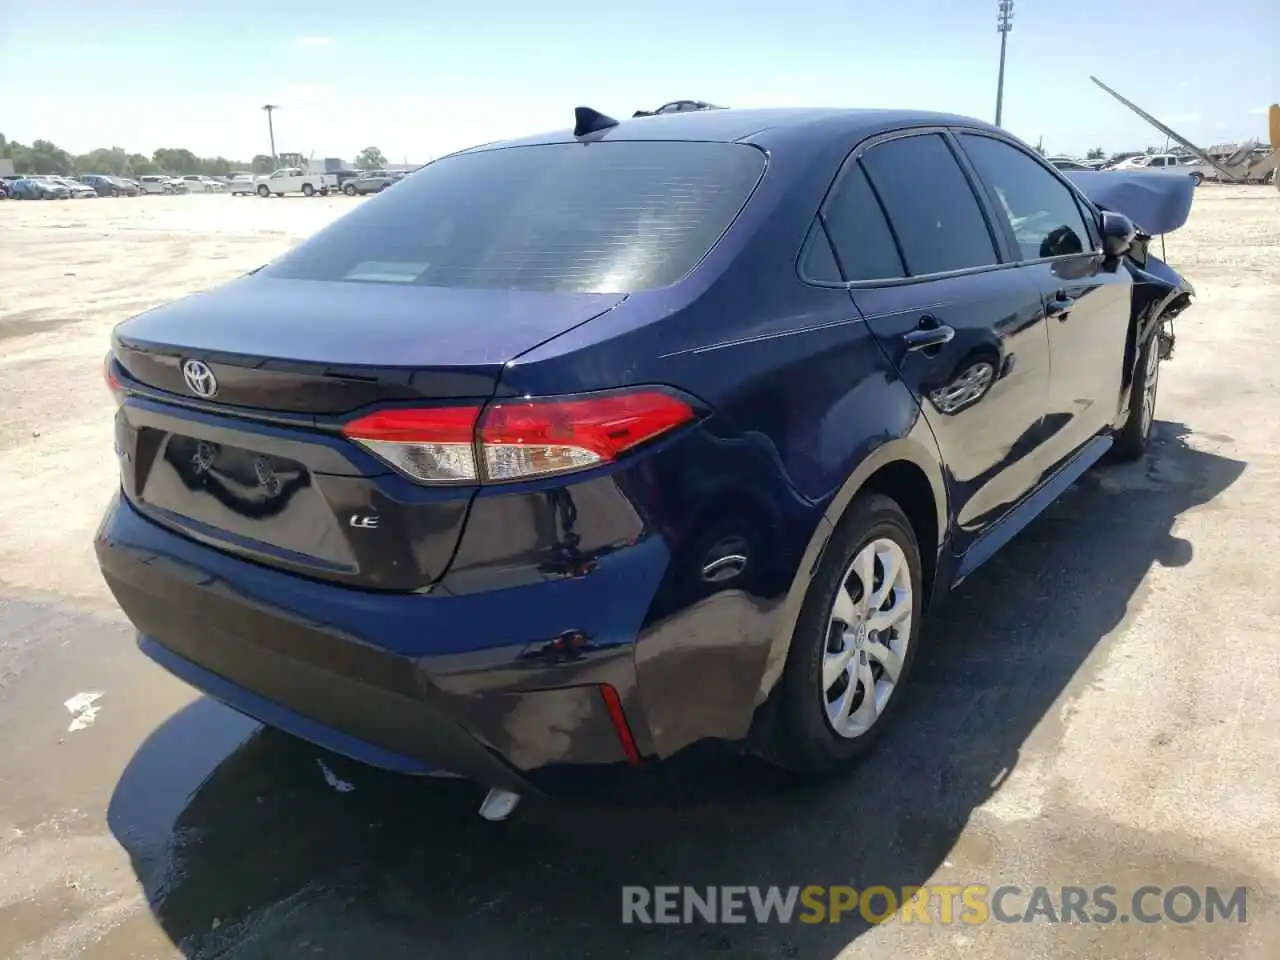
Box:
(456, 107), (1004, 155)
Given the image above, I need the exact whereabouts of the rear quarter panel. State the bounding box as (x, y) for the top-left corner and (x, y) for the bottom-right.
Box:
(491, 132), (948, 756)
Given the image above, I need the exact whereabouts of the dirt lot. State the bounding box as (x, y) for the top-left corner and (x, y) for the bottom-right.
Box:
(0, 188), (1278, 959)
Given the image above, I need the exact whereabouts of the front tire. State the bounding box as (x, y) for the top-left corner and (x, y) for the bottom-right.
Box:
(257, 185), (270, 198)
(765, 493), (923, 775)
(1111, 330), (1161, 462)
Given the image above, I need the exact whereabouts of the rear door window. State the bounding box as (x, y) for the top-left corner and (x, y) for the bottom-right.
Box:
(815, 163), (905, 282)
(263, 141), (766, 293)
(859, 133), (999, 276)
(957, 134), (1093, 261)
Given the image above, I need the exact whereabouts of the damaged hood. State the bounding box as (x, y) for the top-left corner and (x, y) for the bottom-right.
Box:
(1066, 170), (1195, 236)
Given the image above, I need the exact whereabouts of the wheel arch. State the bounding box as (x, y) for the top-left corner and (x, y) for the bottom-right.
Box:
(1119, 257), (1193, 403)
(859, 458), (940, 604)
(749, 434), (948, 726)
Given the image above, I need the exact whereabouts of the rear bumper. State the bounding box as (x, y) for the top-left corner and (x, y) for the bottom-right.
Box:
(96, 492), (669, 794)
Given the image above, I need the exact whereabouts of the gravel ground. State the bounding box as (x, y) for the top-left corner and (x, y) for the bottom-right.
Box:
(0, 186), (1277, 959)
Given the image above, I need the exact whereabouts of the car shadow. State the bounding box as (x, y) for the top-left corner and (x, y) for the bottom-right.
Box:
(106, 421), (1243, 958)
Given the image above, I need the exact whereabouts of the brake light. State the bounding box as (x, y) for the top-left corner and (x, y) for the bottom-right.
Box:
(342, 406), (482, 484)
(341, 389), (696, 485)
(103, 352), (125, 407)
(479, 391), (695, 482)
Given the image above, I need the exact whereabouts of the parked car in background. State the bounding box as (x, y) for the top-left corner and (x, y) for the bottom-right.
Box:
(96, 106), (1195, 815)
(137, 175), (176, 195)
(48, 176), (97, 198)
(254, 166), (341, 197)
(1172, 157), (1214, 185)
(1107, 153), (1182, 172)
(1106, 153), (1203, 185)
(333, 168), (362, 191)
(1143, 154), (1188, 171)
(1046, 156), (1092, 171)
(228, 173), (257, 196)
(1105, 151), (1145, 167)
(179, 174), (227, 193)
(112, 176), (142, 196)
(633, 99), (727, 117)
(342, 169), (399, 195)
(79, 174), (131, 197)
(11, 177), (69, 199)
(0, 179), (11, 199)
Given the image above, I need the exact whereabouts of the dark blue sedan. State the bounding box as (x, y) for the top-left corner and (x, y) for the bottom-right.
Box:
(95, 106), (1195, 817)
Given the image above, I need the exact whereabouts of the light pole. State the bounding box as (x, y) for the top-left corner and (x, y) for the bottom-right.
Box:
(261, 104), (280, 165)
(995, 0), (1014, 127)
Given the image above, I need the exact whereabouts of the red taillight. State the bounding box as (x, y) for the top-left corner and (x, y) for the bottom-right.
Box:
(103, 352), (125, 407)
(341, 389), (696, 485)
(479, 391), (695, 482)
(342, 406), (482, 484)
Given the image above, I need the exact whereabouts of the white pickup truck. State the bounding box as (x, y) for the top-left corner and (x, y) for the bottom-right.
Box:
(253, 167), (341, 197)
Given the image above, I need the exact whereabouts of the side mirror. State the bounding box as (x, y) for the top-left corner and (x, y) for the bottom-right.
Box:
(1100, 210), (1136, 257)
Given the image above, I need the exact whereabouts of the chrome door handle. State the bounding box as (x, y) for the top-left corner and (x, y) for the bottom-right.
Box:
(1047, 293), (1075, 319)
(903, 323), (956, 352)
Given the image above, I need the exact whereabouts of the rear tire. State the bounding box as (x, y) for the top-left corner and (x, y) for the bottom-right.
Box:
(302, 183), (315, 197)
(1191, 172), (1204, 186)
(1111, 330), (1161, 462)
(343, 182), (357, 196)
(763, 493), (923, 776)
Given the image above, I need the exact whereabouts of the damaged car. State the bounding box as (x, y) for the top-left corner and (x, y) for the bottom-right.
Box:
(95, 106), (1194, 819)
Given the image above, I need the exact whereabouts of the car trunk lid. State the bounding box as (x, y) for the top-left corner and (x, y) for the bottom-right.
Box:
(110, 277), (625, 590)
(113, 276), (625, 411)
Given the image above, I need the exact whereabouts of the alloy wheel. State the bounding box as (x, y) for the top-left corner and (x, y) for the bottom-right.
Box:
(822, 537), (913, 738)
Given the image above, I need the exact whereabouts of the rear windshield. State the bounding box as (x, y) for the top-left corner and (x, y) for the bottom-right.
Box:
(261, 140), (766, 293)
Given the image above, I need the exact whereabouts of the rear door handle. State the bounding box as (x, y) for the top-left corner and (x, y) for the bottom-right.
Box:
(903, 320), (956, 352)
(1046, 292), (1075, 319)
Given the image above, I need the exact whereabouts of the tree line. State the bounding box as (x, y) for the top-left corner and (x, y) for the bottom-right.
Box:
(1, 136), (391, 178)
(1, 132), (1129, 178)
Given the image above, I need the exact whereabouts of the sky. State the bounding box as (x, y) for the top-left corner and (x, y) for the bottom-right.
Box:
(1, 0), (1276, 163)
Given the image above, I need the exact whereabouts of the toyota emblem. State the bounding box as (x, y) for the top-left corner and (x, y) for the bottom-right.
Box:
(182, 359), (217, 398)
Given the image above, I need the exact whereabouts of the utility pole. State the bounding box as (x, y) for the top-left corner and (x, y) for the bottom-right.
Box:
(261, 104), (281, 165)
(995, 0), (1014, 127)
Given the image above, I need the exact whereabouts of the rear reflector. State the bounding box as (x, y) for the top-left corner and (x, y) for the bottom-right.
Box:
(342, 389), (696, 485)
(599, 683), (642, 767)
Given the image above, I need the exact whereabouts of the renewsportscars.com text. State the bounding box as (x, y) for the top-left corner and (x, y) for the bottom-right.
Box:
(621, 884), (1248, 925)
